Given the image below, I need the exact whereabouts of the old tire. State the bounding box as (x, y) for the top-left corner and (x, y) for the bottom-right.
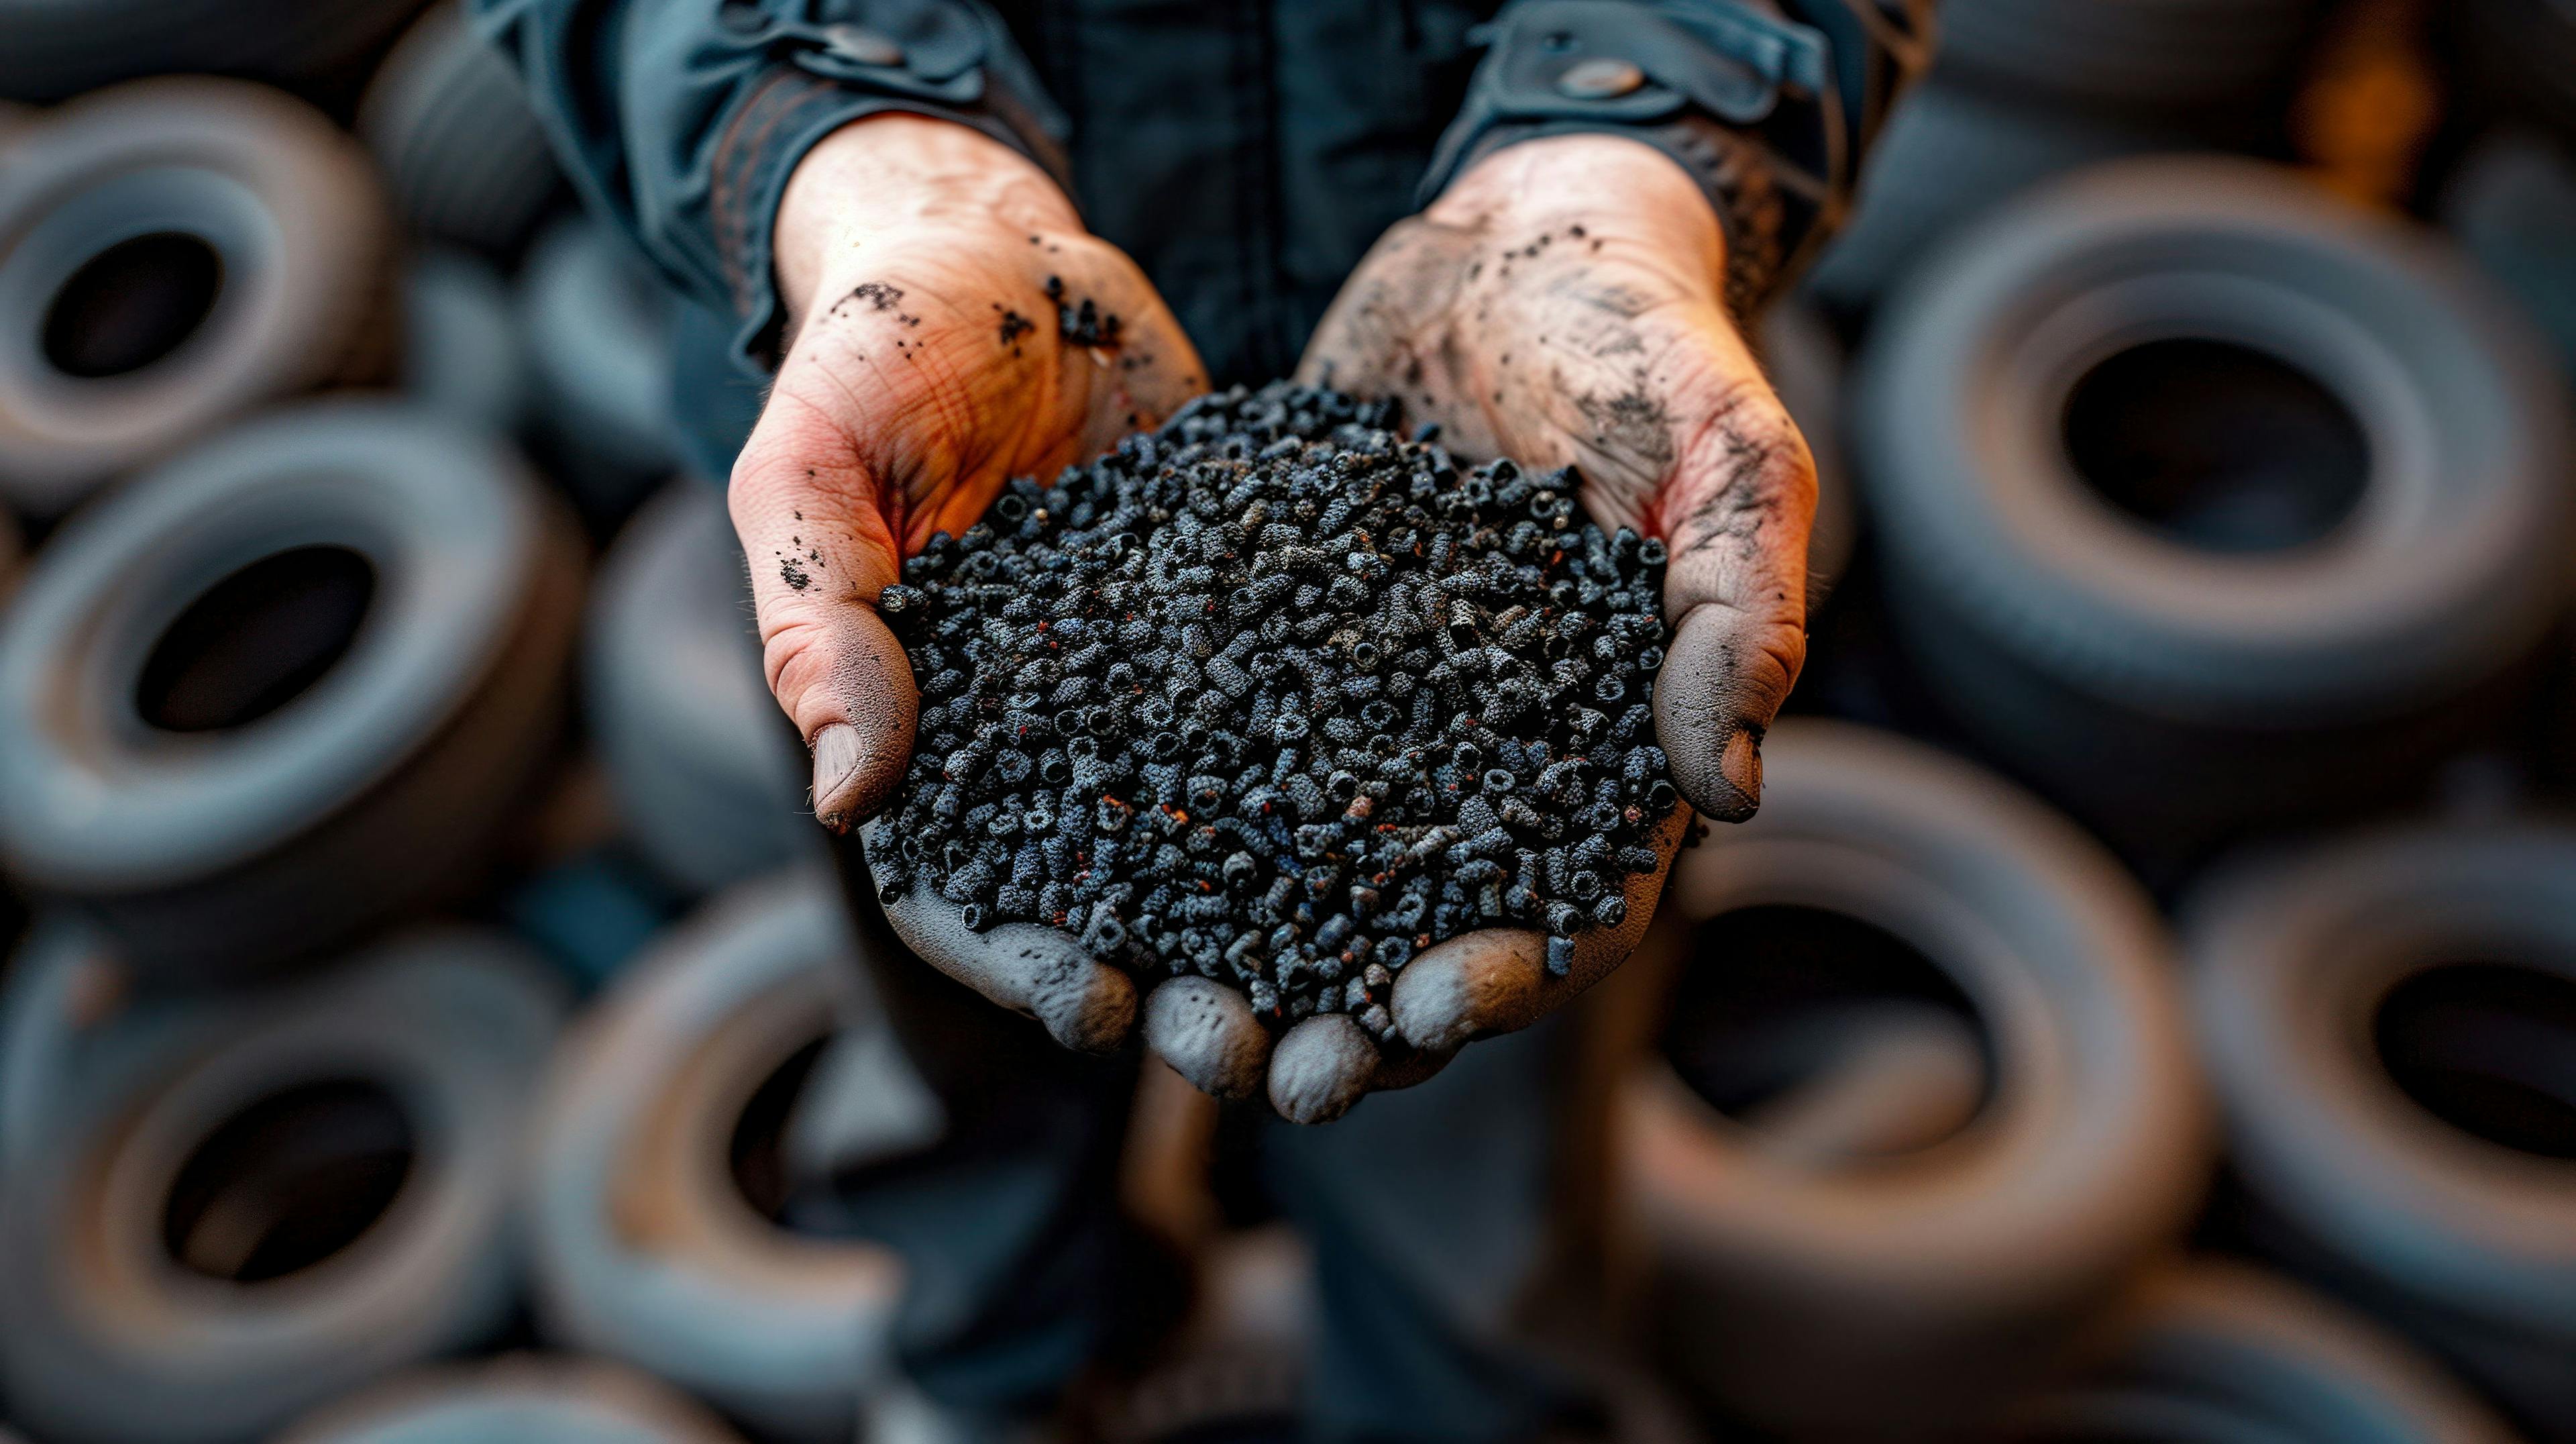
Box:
(1937, 0), (2323, 115)
(588, 483), (818, 896)
(0, 0), (428, 104)
(0, 932), (564, 1444)
(1624, 720), (2210, 1434)
(0, 79), (394, 515)
(400, 247), (529, 438)
(358, 1), (561, 257)
(0, 917), (148, 1180)
(1853, 158), (2573, 851)
(519, 216), (680, 517)
(0, 496), (19, 600)
(1760, 297), (1856, 597)
(0, 400), (583, 982)
(529, 870), (930, 1438)
(1805, 82), (2183, 311)
(278, 1357), (743, 1444)
(2010, 1264), (2521, 1444)
(2187, 824), (2576, 1439)
(2442, 131), (2576, 376)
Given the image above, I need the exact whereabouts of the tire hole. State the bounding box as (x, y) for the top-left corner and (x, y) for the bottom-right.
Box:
(42, 232), (225, 380)
(727, 1033), (829, 1225)
(1664, 905), (1994, 1162)
(2375, 962), (2576, 1160)
(2061, 338), (2369, 554)
(136, 545), (376, 733)
(160, 1077), (416, 1284)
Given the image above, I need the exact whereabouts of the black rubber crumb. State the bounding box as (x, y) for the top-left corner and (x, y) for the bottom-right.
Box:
(1044, 275), (1122, 348)
(872, 383), (1676, 1043)
(999, 310), (1036, 347)
(780, 557), (812, 590)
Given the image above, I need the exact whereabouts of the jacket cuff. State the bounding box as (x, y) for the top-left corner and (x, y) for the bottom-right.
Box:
(1421, 0), (1931, 309)
(706, 1), (1071, 367)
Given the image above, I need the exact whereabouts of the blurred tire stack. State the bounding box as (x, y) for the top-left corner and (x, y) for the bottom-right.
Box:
(0, 10), (893, 1440)
(1683, 0), (2576, 1437)
(0, 2), (2571, 1443)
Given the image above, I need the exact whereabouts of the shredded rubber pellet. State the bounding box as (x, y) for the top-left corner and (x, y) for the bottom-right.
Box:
(871, 383), (1677, 1041)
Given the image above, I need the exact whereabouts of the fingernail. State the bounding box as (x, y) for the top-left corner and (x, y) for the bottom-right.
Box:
(810, 722), (863, 830)
(1716, 726), (1762, 815)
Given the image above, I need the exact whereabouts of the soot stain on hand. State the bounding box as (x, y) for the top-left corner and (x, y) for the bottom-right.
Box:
(830, 281), (906, 319)
(1043, 274), (1124, 348)
(1575, 378), (1675, 470)
(1679, 420), (1792, 563)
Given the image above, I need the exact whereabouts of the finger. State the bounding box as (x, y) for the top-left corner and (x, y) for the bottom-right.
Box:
(1367, 1041), (1458, 1093)
(1268, 1013), (1379, 1125)
(1142, 976), (1271, 1101)
(730, 386), (917, 830)
(865, 822), (1137, 1053)
(1652, 384), (1816, 822)
(1393, 805), (1688, 1053)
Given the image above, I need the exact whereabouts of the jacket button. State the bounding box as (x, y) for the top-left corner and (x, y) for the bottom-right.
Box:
(1556, 58), (1645, 99)
(820, 23), (906, 67)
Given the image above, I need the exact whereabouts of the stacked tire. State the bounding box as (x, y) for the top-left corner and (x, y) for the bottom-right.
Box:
(1804, 0), (2307, 311)
(0, 17), (921, 1444)
(0, 932), (564, 1443)
(0, 0), (429, 104)
(2006, 1264), (2522, 1444)
(587, 484), (818, 898)
(1622, 721), (2211, 1434)
(359, 1), (561, 258)
(0, 80), (396, 515)
(2186, 825), (2576, 1440)
(277, 1357), (746, 1444)
(1852, 156), (2573, 867)
(1935, 0), (2326, 116)
(527, 871), (936, 1438)
(0, 401), (584, 980)
(518, 217), (684, 523)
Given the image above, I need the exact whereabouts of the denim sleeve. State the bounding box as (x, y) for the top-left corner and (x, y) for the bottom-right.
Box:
(471, 0), (1069, 368)
(1421, 0), (1937, 311)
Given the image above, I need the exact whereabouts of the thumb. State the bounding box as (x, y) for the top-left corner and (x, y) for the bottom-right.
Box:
(1652, 388), (1815, 823)
(729, 398), (918, 830)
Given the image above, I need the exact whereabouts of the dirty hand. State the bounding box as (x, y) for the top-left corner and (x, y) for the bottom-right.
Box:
(1297, 133), (1815, 1055)
(739, 112), (1205, 829)
(738, 113), (1204, 1051)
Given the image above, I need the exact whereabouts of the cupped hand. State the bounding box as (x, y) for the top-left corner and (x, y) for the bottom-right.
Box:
(739, 115), (1206, 1073)
(745, 116), (1455, 1122)
(862, 813), (1682, 1124)
(737, 113), (1205, 829)
(1297, 134), (1817, 1058)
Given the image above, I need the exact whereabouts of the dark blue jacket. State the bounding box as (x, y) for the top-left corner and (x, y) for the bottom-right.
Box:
(474, 0), (1930, 475)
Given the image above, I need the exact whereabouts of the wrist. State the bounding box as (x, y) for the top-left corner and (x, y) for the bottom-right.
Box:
(774, 113), (1083, 319)
(1429, 132), (1723, 268)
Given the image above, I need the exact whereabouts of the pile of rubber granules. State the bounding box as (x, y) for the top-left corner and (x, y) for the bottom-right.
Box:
(869, 383), (1678, 1043)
